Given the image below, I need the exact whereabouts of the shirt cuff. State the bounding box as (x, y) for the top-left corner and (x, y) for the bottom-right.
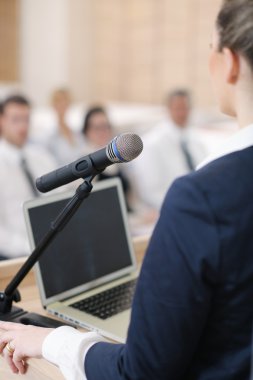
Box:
(42, 326), (104, 380)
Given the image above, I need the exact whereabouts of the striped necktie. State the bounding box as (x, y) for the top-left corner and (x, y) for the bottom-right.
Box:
(20, 156), (38, 197)
(180, 139), (195, 171)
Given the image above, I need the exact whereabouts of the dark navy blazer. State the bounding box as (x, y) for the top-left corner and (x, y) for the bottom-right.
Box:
(85, 146), (253, 380)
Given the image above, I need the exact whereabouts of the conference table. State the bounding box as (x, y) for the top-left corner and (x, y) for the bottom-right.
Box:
(0, 235), (149, 380)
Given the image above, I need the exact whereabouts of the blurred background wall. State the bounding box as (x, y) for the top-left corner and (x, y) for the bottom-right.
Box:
(0, 0), (221, 107)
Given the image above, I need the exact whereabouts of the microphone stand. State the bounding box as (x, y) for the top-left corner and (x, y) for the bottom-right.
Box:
(0, 176), (95, 325)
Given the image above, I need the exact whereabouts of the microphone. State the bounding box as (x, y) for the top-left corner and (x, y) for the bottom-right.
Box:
(36, 132), (143, 193)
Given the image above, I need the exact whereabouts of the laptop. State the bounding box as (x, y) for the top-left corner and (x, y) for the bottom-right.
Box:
(23, 178), (138, 342)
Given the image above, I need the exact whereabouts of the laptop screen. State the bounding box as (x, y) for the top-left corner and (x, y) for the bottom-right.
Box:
(25, 179), (135, 303)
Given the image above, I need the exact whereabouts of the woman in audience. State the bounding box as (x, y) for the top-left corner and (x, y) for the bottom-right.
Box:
(1, 1), (253, 379)
(48, 88), (83, 165)
(82, 106), (133, 211)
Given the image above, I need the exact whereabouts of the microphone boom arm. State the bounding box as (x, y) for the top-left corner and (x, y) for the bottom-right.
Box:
(0, 175), (95, 316)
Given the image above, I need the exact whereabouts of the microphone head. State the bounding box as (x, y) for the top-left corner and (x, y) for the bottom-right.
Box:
(106, 133), (143, 163)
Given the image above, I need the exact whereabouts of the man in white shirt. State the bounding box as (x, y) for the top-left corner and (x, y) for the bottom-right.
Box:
(132, 89), (207, 210)
(0, 95), (57, 259)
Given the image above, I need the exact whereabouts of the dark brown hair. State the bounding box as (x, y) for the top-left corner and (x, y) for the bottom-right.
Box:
(216, 0), (253, 69)
(2, 95), (30, 113)
(82, 106), (110, 136)
(167, 88), (191, 105)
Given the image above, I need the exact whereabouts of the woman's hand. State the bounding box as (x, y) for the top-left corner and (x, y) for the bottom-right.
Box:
(0, 321), (53, 374)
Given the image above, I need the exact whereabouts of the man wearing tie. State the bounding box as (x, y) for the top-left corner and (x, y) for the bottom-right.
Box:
(132, 89), (207, 210)
(0, 95), (57, 260)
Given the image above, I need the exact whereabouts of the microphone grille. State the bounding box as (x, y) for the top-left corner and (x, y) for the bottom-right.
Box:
(107, 133), (143, 163)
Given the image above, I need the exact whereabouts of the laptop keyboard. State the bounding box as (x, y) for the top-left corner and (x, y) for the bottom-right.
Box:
(70, 279), (137, 320)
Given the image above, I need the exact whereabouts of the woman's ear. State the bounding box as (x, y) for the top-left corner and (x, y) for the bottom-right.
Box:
(223, 47), (240, 84)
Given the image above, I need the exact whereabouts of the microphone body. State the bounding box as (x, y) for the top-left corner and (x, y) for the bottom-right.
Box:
(36, 133), (143, 193)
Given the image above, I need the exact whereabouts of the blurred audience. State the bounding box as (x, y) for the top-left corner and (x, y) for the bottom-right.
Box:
(0, 95), (57, 260)
(82, 106), (133, 211)
(132, 89), (207, 210)
(48, 88), (84, 165)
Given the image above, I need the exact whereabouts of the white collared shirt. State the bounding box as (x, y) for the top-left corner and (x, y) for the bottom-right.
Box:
(42, 123), (253, 380)
(47, 131), (85, 166)
(130, 120), (207, 209)
(197, 123), (253, 169)
(0, 139), (57, 258)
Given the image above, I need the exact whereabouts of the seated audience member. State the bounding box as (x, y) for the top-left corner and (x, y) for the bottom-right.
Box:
(0, 95), (57, 259)
(132, 89), (207, 210)
(1, 1), (253, 378)
(48, 88), (84, 165)
(82, 106), (133, 211)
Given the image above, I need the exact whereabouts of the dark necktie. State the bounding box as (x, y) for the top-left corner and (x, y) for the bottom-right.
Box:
(20, 156), (38, 197)
(180, 139), (195, 171)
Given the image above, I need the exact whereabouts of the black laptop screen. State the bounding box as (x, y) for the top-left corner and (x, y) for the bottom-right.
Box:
(28, 185), (132, 298)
